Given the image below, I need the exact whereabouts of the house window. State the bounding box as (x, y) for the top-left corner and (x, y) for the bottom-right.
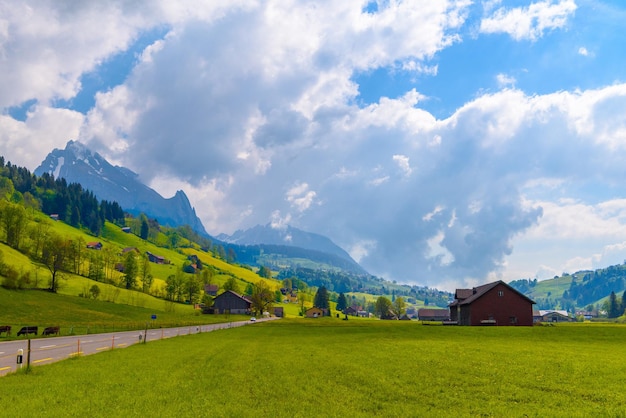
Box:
(498, 290), (504, 297)
(510, 316), (517, 324)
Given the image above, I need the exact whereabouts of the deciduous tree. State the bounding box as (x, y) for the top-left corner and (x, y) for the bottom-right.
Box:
(41, 233), (70, 292)
(122, 251), (138, 289)
(250, 280), (274, 316)
(375, 296), (393, 318)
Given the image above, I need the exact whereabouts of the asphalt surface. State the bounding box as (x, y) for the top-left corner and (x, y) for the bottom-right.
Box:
(0, 317), (278, 376)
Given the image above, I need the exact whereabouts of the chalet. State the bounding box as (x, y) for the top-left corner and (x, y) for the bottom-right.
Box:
(449, 280), (535, 326)
(305, 307), (325, 318)
(204, 284), (219, 296)
(344, 306), (359, 316)
(212, 290), (252, 315)
(121, 247), (139, 254)
(534, 310), (573, 323)
(146, 251), (166, 264)
(86, 241), (102, 250)
(121, 226), (131, 233)
(50, 214), (59, 221)
(417, 308), (450, 322)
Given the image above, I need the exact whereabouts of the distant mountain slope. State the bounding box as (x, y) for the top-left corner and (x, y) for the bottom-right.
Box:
(218, 224), (354, 263)
(509, 264), (626, 311)
(34, 140), (208, 236)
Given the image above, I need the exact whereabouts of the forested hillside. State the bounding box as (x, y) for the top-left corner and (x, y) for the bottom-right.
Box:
(510, 264), (626, 316)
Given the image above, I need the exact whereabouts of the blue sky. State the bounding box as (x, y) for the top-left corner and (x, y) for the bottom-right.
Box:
(2, 0), (626, 291)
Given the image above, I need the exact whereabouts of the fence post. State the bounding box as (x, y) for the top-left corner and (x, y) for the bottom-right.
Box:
(111, 335), (115, 350)
(26, 339), (31, 369)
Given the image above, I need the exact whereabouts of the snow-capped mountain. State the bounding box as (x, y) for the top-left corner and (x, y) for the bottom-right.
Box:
(34, 140), (208, 236)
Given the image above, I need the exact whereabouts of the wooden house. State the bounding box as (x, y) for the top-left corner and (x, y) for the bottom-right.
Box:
(449, 280), (535, 326)
(534, 310), (573, 323)
(212, 290), (252, 315)
(86, 241), (102, 250)
(305, 307), (325, 318)
(146, 251), (166, 264)
(417, 308), (450, 322)
(204, 284), (219, 296)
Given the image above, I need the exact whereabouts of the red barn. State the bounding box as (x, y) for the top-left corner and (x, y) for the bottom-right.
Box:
(449, 280), (535, 326)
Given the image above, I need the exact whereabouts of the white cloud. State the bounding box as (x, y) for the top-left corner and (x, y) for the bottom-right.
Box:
(496, 73), (516, 88)
(392, 154), (413, 177)
(286, 183), (317, 212)
(578, 46), (588, 56)
(480, 0), (577, 41)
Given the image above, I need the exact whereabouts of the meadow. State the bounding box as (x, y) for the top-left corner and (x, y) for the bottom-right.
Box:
(2, 319), (625, 417)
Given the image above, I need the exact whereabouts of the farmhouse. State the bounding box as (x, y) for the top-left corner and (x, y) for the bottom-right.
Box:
(204, 284), (219, 296)
(86, 241), (102, 250)
(305, 307), (325, 318)
(146, 251), (167, 264)
(417, 308), (450, 322)
(449, 280), (535, 326)
(212, 290), (252, 315)
(533, 310), (573, 323)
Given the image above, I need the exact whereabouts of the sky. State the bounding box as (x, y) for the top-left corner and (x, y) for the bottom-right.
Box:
(2, 0), (626, 291)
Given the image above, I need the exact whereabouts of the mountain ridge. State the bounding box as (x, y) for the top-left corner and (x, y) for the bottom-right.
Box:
(34, 140), (208, 236)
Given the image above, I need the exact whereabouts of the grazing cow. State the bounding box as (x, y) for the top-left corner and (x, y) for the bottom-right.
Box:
(0, 325), (11, 336)
(17, 326), (38, 336)
(42, 326), (60, 336)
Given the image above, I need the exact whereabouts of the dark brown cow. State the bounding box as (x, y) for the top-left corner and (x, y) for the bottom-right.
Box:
(42, 326), (60, 336)
(0, 325), (11, 336)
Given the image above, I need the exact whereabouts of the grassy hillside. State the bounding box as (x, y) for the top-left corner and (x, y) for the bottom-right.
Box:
(2, 320), (625, 416)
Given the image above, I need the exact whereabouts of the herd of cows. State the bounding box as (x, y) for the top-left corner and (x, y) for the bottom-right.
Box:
(0, 325), (60, 337)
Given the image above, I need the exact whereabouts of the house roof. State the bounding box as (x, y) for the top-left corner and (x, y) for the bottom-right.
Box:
(537, 310), (569, 317)
(214, 290), (252, 304)
(418, 308), (449, 317)
(454, 280), (535, 306)
(455, 289), (474, 300)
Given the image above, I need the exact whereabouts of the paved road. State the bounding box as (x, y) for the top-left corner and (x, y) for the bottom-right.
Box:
(0, 317), (277, 376)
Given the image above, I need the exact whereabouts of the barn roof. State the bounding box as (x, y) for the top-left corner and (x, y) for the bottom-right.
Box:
(456, 280), (535, 306)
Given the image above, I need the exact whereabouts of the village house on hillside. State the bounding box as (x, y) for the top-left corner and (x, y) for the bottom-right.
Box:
(86, 241), (102, 250)
(305, 307), (326, 318)
(204, 284), (219, 296)
(449, 280), (535, 326)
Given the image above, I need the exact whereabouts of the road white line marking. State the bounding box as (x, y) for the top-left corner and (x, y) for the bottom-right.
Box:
(40, 345), (56, 349)
(81, 340), (93, 343)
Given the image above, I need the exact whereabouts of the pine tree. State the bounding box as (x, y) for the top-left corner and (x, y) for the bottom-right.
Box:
(314, 286), (329, 311)
(608, 291), (620, 318)
(337, 292), (347, 311)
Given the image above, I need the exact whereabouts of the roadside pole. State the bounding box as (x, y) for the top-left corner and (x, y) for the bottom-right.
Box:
(26, 339), (31, 369)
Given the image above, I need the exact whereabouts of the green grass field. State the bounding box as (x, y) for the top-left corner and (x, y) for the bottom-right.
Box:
(2, 320), (625, 417)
